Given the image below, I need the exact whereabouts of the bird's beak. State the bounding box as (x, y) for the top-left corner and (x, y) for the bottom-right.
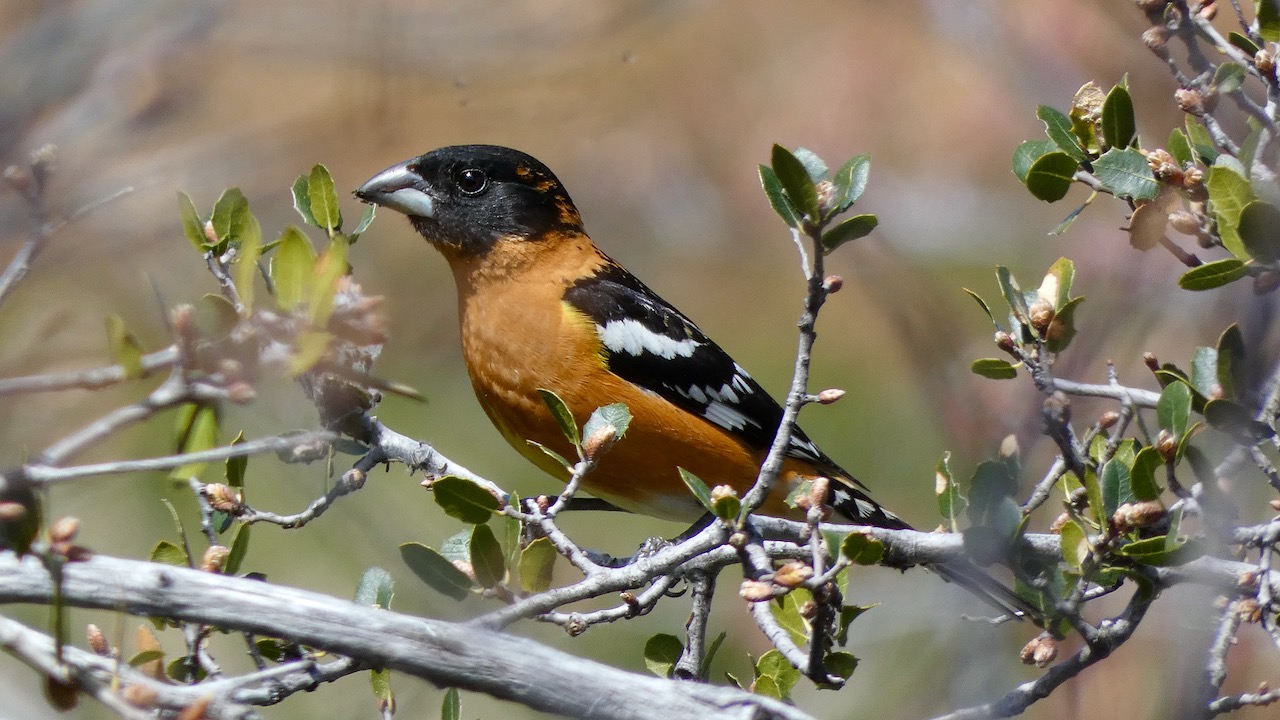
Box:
(354, 162), (436, 218)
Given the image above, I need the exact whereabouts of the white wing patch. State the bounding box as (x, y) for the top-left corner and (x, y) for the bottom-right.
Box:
(598, 319), (700, 359)
(703, 400), (754, 431)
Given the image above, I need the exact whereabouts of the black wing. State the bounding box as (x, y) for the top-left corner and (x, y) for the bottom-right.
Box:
(563, 260), (830, 466)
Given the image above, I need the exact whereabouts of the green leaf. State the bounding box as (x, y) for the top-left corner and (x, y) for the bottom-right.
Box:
(105, 315), (144, 380)
(963, 288), (997, 326)
(1261, 0), (1280, 43)
(935, 452), (967, 532)
(1157, 381), (1192, 437)
(355, 566), (394, 608)
(226, 432), (247, 490)
(1045, 257), (1075, 309)
(643, 634), (684, 678)
(1217, 324), (1245, 399)
(679, 468), (714, 512)
(821, 214), (877, 253)
(308, 164), (343, 232)
(432, 476), (500, 524)
(995, 265), (1029, 322)
(970, 358), (1019, 380)
(527, 441), (572, 471)
(291, 174), (317, 226)
(1167, 129), (1193, 167)
(824, 651), (859, 682)
(1191, 346), (1219, 400)
(771, 144), (819, 220)
(1204, 399), (1275, 442)
(177, 192), (206, 250)
(1186, 118), (1219, 164)
(711, 490), (741, 523)
(439, 530), (471, 563)
(1214, 62), (1247, 95)
(1011, 140), (1058, 183)
(399, 542), (472, 601)
(1037, 105), (1087, 160)
(1207, 163), (1254, 258)
(517, 537), (556, 594)
(469, 524), (505, 588)
(582, 402), (632, 446)
(310, 235), (349, 327)
(149, 540), (188, 567)
(537, 388), (580, 449)
(1024, 151), (1078, 202)
(1238, 201), (1280, 262)
(840, 532), (884, 565)
(441, 688), (459, 720)
(194, 293), (238, 340)
(836, 604), (876, 646)
(1130, 446), (1164, 502)
(792, 147), (829, 182)
(831, 154), (871, 210)
(211, 188), (251, 247)
(371, 668), (392, 707)
(1116, 535), (1205, 566)
(1100, 458), (1135, 520)
(1101, 84), (1136, 149)
(270, 226), (317, 311)
(754, 650), (800, 701)
(1059, 520), (1088, 572)
(1229, 31), (1261, 56)
(700, 631), (727, 680)
(1092, 147), (1159, 200)
(224, 523), (251, 576)
(1178, 259), (1249, 290)
(349, 203), (376, 243)
(171, 404), (218, 480)
(759, 165), (799, 228)
(233, 212), (262, 312)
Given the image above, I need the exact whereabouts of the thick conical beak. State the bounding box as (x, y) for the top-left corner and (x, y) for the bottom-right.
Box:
(354, 162), (436, 218)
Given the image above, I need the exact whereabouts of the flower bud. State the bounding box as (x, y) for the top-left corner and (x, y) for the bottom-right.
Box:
(740, 580), (775, 602)
(823, 275), (844, 294)
(565, 616), (588, 636)
(1175, 88), (1206, 115)
(1237, 598), (1262, 623)
(815, 180), (837, 216)
(1156, 429), (1178, 460)
(1028, 299), (1055, 336)
(1019, 636), (1058, 667)
(1112, 501), (1165, 530)
(199, 545), (230, 573)
(1049, 512), (1070, 534)
(1168, 210), (1201, 236)
(799, 600), (818, 619)
(1142, 26), (1169, 51)
(995, 331), (1017, 354)
(1098, 410), (1121, 430)
(808, 477), (830, 511)
(581, 424), (618, 462)
(1258, 49), (1276, 79)
(1197, 2), (1217, 21)
(1143, 352), (1160, 372)
(815, 388), (845, 404)
(773, 561), (814, 588)
(205, 483), (243, 513)
(86, 624), (110, 656)
(203, 219), (219, 246)
(48, 516), (80, 545)
(344, 467), (367, 489)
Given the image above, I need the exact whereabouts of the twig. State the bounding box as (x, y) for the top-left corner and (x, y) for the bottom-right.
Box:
(0, 347), (179, 397)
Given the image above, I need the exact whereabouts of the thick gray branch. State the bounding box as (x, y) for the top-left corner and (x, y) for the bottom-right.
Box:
(0, 553), (812, 720)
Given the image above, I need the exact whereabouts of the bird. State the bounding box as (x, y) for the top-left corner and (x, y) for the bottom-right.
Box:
(355, 144), (1035, 619)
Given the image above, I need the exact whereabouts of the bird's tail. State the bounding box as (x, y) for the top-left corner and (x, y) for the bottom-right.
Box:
(825, 476), (1040, 623)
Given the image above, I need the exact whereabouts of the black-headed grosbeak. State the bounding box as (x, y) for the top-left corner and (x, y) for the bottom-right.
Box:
(356, 144), (1032, 618)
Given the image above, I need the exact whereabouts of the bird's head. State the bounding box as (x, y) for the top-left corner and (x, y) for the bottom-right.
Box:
(355, 145), (583, 257)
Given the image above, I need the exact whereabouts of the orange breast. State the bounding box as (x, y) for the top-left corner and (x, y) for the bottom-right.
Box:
(447, 236), (811, 522)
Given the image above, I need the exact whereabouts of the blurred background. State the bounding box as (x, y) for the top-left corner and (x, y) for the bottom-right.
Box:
(1, 1), (1276, 718)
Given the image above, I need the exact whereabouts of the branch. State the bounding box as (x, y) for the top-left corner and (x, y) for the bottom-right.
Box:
(0, 553), (814, 720)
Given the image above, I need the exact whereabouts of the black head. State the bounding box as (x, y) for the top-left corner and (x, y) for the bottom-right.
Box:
(354, 145), (583, 255)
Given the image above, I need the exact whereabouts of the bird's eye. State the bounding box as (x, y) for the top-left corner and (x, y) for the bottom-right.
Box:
(455, 168), (488, 196)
